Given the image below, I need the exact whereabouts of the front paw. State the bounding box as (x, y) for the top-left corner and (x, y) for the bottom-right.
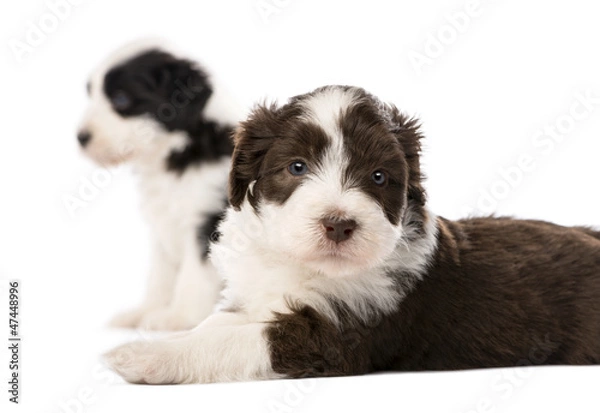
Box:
(109, 307), (152, 329)
(139, 308), (198, 331)
(104, 341), (191, 384)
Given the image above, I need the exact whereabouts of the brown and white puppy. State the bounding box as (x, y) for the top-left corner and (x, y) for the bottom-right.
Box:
(105, 85), (600, 384)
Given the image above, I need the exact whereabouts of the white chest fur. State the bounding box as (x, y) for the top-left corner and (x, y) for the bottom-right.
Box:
(135, 157), (230, 261)
(210, 203), (423, 325)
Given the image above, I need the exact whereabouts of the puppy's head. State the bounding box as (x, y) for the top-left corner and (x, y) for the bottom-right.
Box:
(230, 86), (426, 276)
(77, 41), (212, 165)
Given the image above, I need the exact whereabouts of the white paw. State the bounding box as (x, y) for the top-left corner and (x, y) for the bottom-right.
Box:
(139, 308), (199, 331)
(104, 340), (193, 384)
(109, 307), (154, 329)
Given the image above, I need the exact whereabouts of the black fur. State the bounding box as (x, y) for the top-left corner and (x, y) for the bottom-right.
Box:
(197, 207), (227, 259)
(103, 49), (234, 172)
(166, 120), (233, 172)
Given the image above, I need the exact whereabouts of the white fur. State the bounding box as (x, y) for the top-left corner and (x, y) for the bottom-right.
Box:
(299, 86), (360, 140)
(105, 311), (279, 384)
(78, 41), (238, 330)
(105, 87), (440, 383)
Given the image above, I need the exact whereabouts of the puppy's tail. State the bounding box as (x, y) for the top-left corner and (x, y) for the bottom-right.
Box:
(576, 226), (600, 241)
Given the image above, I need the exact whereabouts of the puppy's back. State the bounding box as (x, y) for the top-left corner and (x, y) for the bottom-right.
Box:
(394, 217), (600, 370)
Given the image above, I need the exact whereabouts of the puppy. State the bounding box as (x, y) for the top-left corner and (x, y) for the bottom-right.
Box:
(105, 85), (600, 383)
(78, 41), (241, 330)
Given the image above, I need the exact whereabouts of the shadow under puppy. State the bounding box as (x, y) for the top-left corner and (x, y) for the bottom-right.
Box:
(105, 85), (600, 383)
(78, 41), (241, 330)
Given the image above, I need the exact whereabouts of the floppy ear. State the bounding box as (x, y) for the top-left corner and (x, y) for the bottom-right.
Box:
(165, 58), (212, 125)
(135, 51), (212, 128)
(387, 106), (426, 208)
(228, 105), (279, 209)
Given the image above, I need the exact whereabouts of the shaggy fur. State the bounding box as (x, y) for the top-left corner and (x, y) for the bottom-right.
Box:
(78, 40), (241, 330)
(105, 85), (600, 384)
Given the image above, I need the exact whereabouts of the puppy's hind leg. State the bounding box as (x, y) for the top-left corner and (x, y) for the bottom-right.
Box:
(140, 234), (221, 331)
(109, 241), (178, 329)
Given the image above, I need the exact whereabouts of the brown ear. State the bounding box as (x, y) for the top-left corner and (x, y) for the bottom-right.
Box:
(387, 106), (426, 208)
(228, 105), (279, 209)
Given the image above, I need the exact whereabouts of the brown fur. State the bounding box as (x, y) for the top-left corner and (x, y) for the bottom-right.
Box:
(267, 217), (600, 377)
(231, 86), (600, 377)
(229, 103), (329, 210)
(339, 101), (408, 226)
(229, 87), (426, 230)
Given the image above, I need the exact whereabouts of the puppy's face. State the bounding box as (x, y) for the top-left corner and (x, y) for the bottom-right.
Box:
(230, 86), (425, 276)
(77, 46), (212, 165)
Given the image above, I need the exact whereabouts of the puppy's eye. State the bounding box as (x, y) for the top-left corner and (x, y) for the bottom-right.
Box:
(288, 161), (308, 176)
(110, 90), (132, 110)
(371, 170), (387, 185)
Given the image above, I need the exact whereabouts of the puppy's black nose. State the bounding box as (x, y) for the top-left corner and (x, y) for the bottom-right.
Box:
(77, 131), (91, 147)
(321, 219), (357, 243)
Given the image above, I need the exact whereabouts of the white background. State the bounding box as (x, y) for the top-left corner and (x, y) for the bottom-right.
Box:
(1, 0), (600, 412)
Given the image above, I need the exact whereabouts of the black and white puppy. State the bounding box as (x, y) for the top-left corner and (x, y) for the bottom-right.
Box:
(78, 41), (241, 330)
(105, 85), (600, 383)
